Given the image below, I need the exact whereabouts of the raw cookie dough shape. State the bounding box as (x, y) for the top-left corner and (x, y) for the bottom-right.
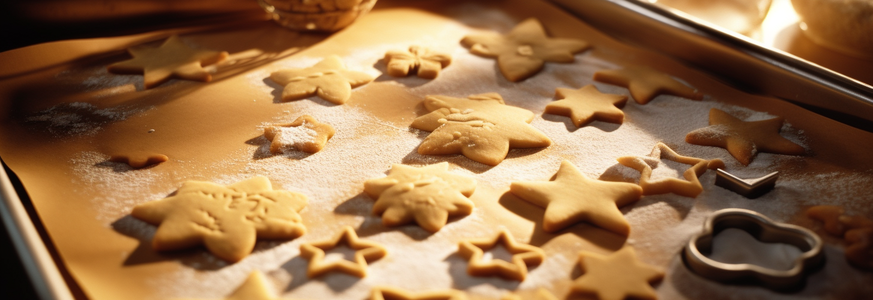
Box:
(131, 176), (308, 262)
(845, 227), (873, 270)
(109, 152), (168, 168)
(370, 286), (467, 300)
(806, 205), (873, 270)
(617, 142), (725, 198)
(501, 288), (558, 300)
(461, 18), (590, 82)
(299, 226), (387, 278)
(269, 55), (374, 104)
(410, 93), (551, 166)
(364, 162), (476, 233)
(593, 66), (703, 104)
(107, 35), (229, 89)
(510, 160), (642, 235)
(457, 229), (545, 281)
(384, 46), (452, 79)
(177, 270), (284, 300)
(544, 85), (629, 128)
(685, 108), (805, 166)
(264, 115), (335, 154)
(572, 247), (663, 300)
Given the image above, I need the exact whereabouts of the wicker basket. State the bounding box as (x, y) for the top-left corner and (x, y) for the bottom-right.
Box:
(259, 0), (378, 32)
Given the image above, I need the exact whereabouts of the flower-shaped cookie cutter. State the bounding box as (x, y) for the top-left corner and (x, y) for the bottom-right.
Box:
(684, 208), (824, 291)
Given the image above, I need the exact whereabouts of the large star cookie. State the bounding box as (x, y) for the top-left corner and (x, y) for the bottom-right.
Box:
(593, 66), (703, 104)
(685, 108), (805, 165)
(410, 93), (551, 166)
(371, 286), (467, 300)
(108, 35), (228, 89)
(510, 160), (642, 235)
(461, 18), (589, 82)
(458, 229), (545, 281)
(572, 247), (664, 300)
(617, 143), (724, 198)
(544, 85), (629, 127)
(384, 46), (452, 79)
(270, 55), (374, 104)
(364, 162), (476, 233)
(264, 115), (335, 154)
(299, 226), (387, 278)
(131, 176), (308, 262)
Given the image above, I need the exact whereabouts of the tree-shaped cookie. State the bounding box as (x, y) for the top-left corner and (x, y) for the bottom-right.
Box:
(264, 115), (335, 154)
(270, 55), (374, 104)
(108, 35), (228, 89)
(458, 229), (545, 281)
(364, 162), (476, 233)
(410, 93), (551, 166)
(617, 143), (725, 198)
(131, 176), (308, 262)
(593, 66), (703, 104)
(299, 226), (387, 278)
(544, 85), (629, 127)
(461, 18), (589, 82)
(510, 160), (642, 235)
(384, 46), (452, 79)
(572, 247), (663, 300)
(685, 108), (805, 165)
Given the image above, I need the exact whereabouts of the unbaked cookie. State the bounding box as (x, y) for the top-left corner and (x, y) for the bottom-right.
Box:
(457, 229), (544, 281)
(544, 85), (628, 127)
(384, 46), (452, 79)
(107, 35), (228, 89)
(299, 226), (387, 278)
(175, 270), (282, 300)
(685, 108), (805, 166)
(108, 152), (168, 169)
(593, 66), (703, 104)
(617, 142), (724, 198)
(572, 247), (663, 300)
(264, 115), (335, 154)
(270, 55), (374, 104)
(370, 286), (467, 300)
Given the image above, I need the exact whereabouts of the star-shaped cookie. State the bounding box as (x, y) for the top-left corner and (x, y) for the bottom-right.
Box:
(299, 226), (387, 278)
(510, 160), (642, 235)
(410, 93), (551, 166)
(572, 247), (663, 300)
(108, 152), (168, 168)
(364, 162), (476, 233)
(131, 176), (308, 262)
(385, 46), (452, 79)
(502, 288), (558, 300)
(107, 35), (228, 89)
(458, 229), (545, 281)
(593, 66), (703, 104)
(617, 143), (725, 198)
(544, 85), (629, 127)
(685, 108), (805, 165)
(270, 55), (374, 104)
(461, 18), (589, 82)
(371, 286), (467, 300)
(264, 115), (335, 154)
(177, 270), (282, 300)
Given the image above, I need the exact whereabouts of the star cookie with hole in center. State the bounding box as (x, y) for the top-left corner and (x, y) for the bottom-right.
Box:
(299, 226), (387, 278)
(617, 142), (724, 198)
(458, 229), (545, 281)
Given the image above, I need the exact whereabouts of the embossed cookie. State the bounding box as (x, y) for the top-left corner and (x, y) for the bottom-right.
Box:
(686, 108), (805, 165)
(385, 46), (452, 79)
(299, 226), (387, 278)
(544, 85), (629, 127)
(458, 229), (544, 281)
(410, 93), (551, 166)
(617, 142), (725, 197)
(461, 18), (589, 82)
(593, 66), (703, 104)
(264, 115), (335, 154)
(270, 55), (374, 104)
(108, 35), (228, 89)
(364, 162), (476, 233)
(131, 176), (308, 262)
(572, 247), (663, 300)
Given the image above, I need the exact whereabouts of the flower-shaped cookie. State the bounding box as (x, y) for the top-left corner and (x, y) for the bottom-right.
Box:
(384, 46), (452, 79)
(370, 286), (467, 300)
(685, 108), (805, 165)
(270, 55), (374, 104)
(364, 163), (476, 233)
(108, 35), (228, 89)
(458, 229), (545, 281)
(544, 85), (629, 127)
(131, 176), (308, 262)
(410, 93), (551, 166)
(264, 115), (335, 154)
(617, 142), (724, 198)
(572, 247), (663, 300)
(299, 226), (387, 278)
(461, 18), (589, 82)
(593, 66), (703, 104)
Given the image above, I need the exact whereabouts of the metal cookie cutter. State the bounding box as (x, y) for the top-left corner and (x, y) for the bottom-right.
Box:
(684, 208), (824, 291)
(714, 169), (778, 198)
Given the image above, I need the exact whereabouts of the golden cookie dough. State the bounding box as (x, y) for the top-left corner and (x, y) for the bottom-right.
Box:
(510, 160), (642, 235)
(461, 18), (589, 82)
(845, 227), (873, 271)
(299, 226), (387, 278)
(617, 143), (725, 198)
(544, 85), (629, 127)
(806, 205), (873, 270)
(593, 66), (703, 104)
(364, 162), (476, 233)
(457, 229), (545, 281)
(131, 176), (308, 262)
(270, 55), (375, 104)
(107, 35), (228, 89)
(410, 93), (551, 166)
(572, 247), (663, 300)
(176, 270), (284, 300)
(264, 115), (336, 154)
(501, 288), (558, 300)
(370, 286), (467, 300)
(685, 108), (805, 166)
(108, 152), (168, 169)
(384, 46), (452, 79)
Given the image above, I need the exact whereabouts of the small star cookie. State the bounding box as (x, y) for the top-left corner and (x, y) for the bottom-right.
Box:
(510, 160), (642, 235)
(108, 35), (228, 89)
(617, 143), (724, 198)
(572, 247), (664, 300)
(131, 176), (308, 262)
(370, 286), (467, 300)
(364, 162), (476, 233)
(410, 93), (551, 166)
(685, 108), (805, 165)
(109, 152), (168, 168)
(544, 85), (629, 127)
(176, 270), (283, 300)
(270, 55), (374, 104)
(593, 66), (703, 104)
(461, 18), (590, 82)
(264, 115), (335, 154)
(299, 226), (387, 278)
(458, 229), (545, 281)
(385, 46), (452, 79)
